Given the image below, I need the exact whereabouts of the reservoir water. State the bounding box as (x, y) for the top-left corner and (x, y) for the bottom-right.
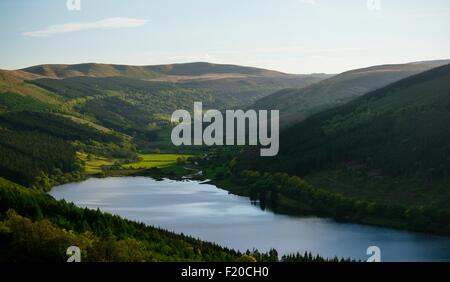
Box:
(49, 176), (450, 261)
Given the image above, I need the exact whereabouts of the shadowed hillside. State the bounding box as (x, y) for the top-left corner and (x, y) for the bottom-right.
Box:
(239, 63), (450, 209)
(254, 60), (450, 126)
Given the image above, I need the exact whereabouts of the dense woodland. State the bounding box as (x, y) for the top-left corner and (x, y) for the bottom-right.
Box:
(0, 111), (132, 188)
(0, 177), (241, 262)
(235, 64), (450, 221)
(0, 92), (51, 112)
(203, 147), (450, 235)
(241, 64), (450, 178)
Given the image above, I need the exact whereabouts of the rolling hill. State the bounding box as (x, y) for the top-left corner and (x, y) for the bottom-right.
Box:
(0, 61), (332, 177)
(254, 60), (450, 126)
(0, 62), (330, 118)
(20, 62), (287, 79)
(0, 62), (330, 150)
(238, 63), (450, 209)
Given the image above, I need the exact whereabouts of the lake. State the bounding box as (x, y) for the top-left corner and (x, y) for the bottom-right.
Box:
(49, 176), (450, 262)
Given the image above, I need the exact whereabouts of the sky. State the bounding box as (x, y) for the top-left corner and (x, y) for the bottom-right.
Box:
(0, 0), (450, 74)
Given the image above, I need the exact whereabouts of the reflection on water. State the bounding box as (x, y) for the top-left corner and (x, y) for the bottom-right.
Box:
(49, 177), (450, 261)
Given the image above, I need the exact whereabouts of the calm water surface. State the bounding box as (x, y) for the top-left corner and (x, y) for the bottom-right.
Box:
(49, 177), (450, 261)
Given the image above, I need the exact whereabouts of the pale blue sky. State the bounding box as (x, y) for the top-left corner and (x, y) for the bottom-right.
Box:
(1, 0), (449, 73)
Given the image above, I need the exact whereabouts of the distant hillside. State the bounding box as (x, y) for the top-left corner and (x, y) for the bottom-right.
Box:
(21, 63), (161, 80)
(20, 62), (291, 80)
(239, 63), (450, 209)
(0, 62), (329, 113)
(18, 62), (330, 108)
(254, 60), (450, 126)
(146, 62), (287, 76)
(177, 73), (330, 107)
(0, 62), (329, 154)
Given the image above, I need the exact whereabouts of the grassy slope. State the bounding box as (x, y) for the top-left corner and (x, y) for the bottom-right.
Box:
(0, 92), (52, 112)
(0, 70), (61, 106)
(77, 152), (116, 174)
(20, 62), (286, 79)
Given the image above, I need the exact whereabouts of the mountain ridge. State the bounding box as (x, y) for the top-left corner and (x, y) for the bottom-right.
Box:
(16, 62), (298, 80)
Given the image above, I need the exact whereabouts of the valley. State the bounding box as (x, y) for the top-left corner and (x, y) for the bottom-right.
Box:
(1, 60), (450, 262)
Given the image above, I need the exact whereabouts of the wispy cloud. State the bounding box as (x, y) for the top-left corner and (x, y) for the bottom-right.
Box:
(23, 17), (148, 37)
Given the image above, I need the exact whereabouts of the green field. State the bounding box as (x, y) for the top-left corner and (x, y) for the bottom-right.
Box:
(122, 154), (192, 169)
(77, 152), (115, 174)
